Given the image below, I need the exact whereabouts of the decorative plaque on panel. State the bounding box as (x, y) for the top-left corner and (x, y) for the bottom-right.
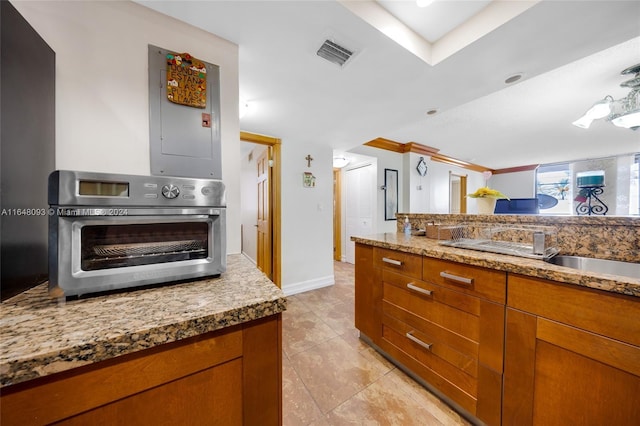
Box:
(166, 52), (207, 108)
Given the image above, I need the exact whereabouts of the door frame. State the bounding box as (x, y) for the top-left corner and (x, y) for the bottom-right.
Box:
(240, 131), (281, 288)
(333, 168), (342, 262)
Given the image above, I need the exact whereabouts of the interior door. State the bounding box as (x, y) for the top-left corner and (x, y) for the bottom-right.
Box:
(345, 164), (375, 264)
(256, 148), (272, 279)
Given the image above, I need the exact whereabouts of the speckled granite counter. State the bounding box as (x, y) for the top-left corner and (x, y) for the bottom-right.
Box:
(398, 213), (640, 263)
(0, 254), (286, 388)
(352, 233), (640, 298)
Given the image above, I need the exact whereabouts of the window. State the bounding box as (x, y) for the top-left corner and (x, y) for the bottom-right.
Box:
(536, 153), (639, 216)
(536, 163), (572, 215)
(631, 154), (639, 215)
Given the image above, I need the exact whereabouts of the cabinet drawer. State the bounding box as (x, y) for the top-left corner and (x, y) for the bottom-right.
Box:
(382, 280), (480, 343)
(423, 257), (506, 304)
(374, 247), (422, 279)
(378, 329), (478, 417)
(382, 269), (480, 316)
(382, 299), (479, 365)
(382, 316), (478, 397)
(508, 274), (640, 347)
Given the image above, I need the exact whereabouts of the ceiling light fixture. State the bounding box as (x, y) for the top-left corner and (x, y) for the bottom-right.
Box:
(573, 64), (640, 131)
(572, 96), (613, 129)
(504, 73), (523, 84)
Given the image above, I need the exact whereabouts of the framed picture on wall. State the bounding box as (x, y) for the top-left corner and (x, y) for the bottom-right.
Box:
(384, 168), (398, 220)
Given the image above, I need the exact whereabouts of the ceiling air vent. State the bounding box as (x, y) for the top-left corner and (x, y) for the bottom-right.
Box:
(316, 39), (354, 67)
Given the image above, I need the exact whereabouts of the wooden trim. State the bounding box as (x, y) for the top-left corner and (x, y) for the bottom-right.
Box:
(364, 137), (405, 153)
(502, 308), (536, 425)
(271, 143), (282, 287)
(478, 299), (505, 373)
(333, 169), (342, 261)
(403, 142), (440, 156)
(430, 153), (492, 173)
(493, 164), (539, 174)
(364, 137), (492, 173)
(240, 131), (281, 145)
(460, 175), (467, 213)
(476, 365), (503, 426)
(240, 131), (282, 288)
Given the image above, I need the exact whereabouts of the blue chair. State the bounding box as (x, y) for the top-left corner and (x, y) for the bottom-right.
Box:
(494, 198), (540, 214)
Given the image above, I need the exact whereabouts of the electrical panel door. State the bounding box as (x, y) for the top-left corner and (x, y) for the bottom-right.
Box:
(148, 45), (222, 179)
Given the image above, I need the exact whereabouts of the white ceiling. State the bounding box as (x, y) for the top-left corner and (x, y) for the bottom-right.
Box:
(137, 0), (640, 170)
(376, 0), (493, 43)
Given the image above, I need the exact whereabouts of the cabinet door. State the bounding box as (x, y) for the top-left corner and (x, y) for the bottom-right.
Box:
(503, 308), (640, 426)
(58, 359), (243, 425)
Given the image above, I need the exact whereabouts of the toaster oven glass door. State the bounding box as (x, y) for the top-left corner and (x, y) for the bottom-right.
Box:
(80, 222), (209, 271)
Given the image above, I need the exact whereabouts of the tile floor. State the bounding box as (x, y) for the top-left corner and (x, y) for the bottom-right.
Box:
(282, 261), (471, 426)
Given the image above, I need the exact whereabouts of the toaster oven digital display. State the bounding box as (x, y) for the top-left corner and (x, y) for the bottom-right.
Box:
(79, 181), (129, 197)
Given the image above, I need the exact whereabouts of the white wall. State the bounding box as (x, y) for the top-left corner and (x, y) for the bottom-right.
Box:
(407, 152), (431, 213)
(490, 170), (537, 198)
(347, 146), (488, 216)
(348, 145), (403, 233)
(15, 0), (337, 295)
(420, 158), (486, 214)
(280, 140), (334, 295)
(13, 0), (242, 254)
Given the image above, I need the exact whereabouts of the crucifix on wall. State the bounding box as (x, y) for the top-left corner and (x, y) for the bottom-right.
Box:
(305, 154), (313, 167)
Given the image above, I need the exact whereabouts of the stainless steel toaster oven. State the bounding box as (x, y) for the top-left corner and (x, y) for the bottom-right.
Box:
(48, 170), (226, 298)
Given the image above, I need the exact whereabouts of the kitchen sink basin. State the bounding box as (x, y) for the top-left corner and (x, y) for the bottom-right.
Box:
(544, 255), (640, 279)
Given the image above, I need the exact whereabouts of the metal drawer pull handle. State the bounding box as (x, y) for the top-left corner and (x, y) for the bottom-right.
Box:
(407, 283), (432, 296)
(439, 271), (473, 285)
(382, 257), (402, 266)
(406, 331), (432, 350)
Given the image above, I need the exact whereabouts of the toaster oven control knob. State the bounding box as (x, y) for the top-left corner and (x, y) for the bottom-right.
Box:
(161, 184), (180, 199)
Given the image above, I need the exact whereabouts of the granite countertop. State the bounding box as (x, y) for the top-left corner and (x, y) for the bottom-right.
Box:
(352, 233), (640, 298)
(0, 254), (286, 388)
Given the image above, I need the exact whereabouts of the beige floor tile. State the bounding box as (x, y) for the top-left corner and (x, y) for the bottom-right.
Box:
(282, 261), (472, 426)
(295, 285), (352, 312)
(325, 371), (444, 426)
(282, 356), (325, 426)
(385, 369), (470, 426)
(340, 328), (374, 353)
(283, 309), (338, 357)
(313, 301), (354, 336)
(288, 334), (394, 413)
(284, 295), (314, 316)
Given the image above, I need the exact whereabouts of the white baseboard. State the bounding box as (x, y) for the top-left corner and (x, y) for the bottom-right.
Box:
(282, 274), (334, 296)
(241, 252), (257, 265)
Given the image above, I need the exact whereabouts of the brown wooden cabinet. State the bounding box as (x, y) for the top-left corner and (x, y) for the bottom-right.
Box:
(503, 275), (640, 426)
(355, 243), (506, 425)
(0, 315), (282, 426)
(355, 241), (640, 425)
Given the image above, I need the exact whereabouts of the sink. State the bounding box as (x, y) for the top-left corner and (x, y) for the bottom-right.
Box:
(544, 255), (640, 279)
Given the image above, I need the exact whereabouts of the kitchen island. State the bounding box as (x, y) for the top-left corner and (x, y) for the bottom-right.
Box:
(352, 232), (640, 297)
(0, 254), (286, 425)
(352, 232), (639, 426)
